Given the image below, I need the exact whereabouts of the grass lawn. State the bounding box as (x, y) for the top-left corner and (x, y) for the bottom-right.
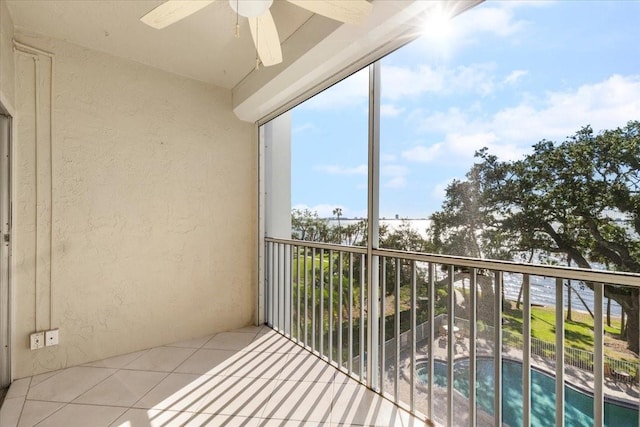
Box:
(290, 253), (637, 362)
(502, 301), (635, 361)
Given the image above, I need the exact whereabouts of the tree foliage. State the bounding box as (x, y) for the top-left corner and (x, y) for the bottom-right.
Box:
(429, 121), (640, 353)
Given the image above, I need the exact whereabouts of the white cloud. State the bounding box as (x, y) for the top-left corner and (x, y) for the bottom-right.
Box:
(382, 164), (409, 189)
(490, 74), (640, 143)
(412, 107), (468, 134)
(381, 65), (445, 99)
(504, 70), (528, 85)
(455, 6), (527, 39)
(385, 177), (406, 189)
(381, 153), (397, 163)
(407, 74), (640, 163)
(401, 144), (442, 163)
(381, 63), (497, 100)
(380, 104), (405, 117)
(446, 132), (527, 162)
(315, 164), (367, 175)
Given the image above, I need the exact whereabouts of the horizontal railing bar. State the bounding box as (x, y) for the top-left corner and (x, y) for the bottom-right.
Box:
(264, 237), (640, 287)
(373, 249), (639, 286)
(266, 237), (368, 254)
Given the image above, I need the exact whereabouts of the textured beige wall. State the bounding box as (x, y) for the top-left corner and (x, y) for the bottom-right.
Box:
(13, 32), (256, 378)
(0, 0), (15, 108)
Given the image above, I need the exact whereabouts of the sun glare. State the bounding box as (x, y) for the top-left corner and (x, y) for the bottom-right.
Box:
(422, 7), (454, 41)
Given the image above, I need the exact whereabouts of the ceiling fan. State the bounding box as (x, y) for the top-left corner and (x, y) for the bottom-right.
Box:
(141, 0), (373, 67)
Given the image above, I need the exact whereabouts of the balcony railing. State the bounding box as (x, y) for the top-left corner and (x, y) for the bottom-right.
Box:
(264, 237), (640, 427)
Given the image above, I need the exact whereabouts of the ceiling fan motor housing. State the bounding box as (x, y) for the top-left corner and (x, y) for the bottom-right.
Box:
(229, 0), (273, 18)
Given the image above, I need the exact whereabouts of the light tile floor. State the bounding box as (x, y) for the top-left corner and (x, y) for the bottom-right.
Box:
(0, 326), (428, 427)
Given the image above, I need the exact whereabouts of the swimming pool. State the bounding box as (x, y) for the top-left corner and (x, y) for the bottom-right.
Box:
(416, 358), (639, 426)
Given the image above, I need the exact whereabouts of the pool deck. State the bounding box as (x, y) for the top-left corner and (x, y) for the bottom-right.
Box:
(388, 333), (639, 426)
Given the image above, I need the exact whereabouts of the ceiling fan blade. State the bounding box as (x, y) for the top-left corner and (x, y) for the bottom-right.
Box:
(286, 0), (372, 25)
(248, 11), (283, 67)
(140, 0), (215, 29)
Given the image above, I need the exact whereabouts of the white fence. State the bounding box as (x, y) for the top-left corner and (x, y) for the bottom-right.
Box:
(452, 317), (639, 377)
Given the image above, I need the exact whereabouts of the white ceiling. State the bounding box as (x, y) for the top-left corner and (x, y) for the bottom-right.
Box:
(6, 0), (328, 89)
(7, 0), (483, 122)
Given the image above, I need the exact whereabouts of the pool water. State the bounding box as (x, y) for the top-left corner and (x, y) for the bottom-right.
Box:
(416, 358), (639, 426)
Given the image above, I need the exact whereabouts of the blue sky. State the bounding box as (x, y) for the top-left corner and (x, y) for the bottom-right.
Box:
(290, 1), (640, 219)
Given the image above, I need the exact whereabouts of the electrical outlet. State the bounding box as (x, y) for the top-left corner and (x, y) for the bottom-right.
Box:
(45, 329), (59, 347)
(30, 332), (44, 350)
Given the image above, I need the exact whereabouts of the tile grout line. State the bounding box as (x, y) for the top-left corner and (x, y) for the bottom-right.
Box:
(14, 395), (27, 427)
(127, 337), (216, 413)
(19, 328), (393, 427)
(14, 376), (34, 427)
(127, 330), (262, 419)
(257, 346), (291, 420)
(147, 331), (272, 424)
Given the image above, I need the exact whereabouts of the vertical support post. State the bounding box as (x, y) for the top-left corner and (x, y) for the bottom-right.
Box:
(410, 261), (417, 413)
(266, 242), (271, 326)
(274, 243), (286, 332)
(395, 258), (401, 403)
(469, 268), (477, 427)
(261, 113), (292, 326)
(296, 245), (301, 341)
(348, 252), (354, 375)
(555, 277), (565, 427)
(257, 125), (265, 325)
(428, 262), (435, 419)
(380, 257), (386, 395)
(360, 253), (366, 379)
(320, 248), (325, 357)
(367, 61), (381, 390)
(338, 251), (344, 367)
(304, 246), (308, 346)
(522, 274), (531, 425)
(288, 243), (293, 336)
(494, 271), (503, 427)
(447, 265), (454, 426)
(329, 249), (334, 363)
(312, 247), (316, 352)
(271, 242), (276, 327)
(593, 282), (603, 427)
(523, 274), (531, 427)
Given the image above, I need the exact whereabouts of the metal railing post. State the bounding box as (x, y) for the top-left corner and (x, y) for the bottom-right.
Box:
(469, 268), (477, 427)
(555, 277), (565, 427)
(594, 282), (603, 427)
(494, 270), (503, 427)
(523, 274), (531, 427)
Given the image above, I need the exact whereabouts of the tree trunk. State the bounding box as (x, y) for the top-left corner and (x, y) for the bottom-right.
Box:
(517, 251), (534, 311)
(516, 281), (524, 310)
(606, 298), (611, 327)
(571, 283), (594, 319)
(626, 304), (639, 355)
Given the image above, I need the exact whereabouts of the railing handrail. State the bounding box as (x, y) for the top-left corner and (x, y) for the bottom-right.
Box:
(265, 237), (640, 288)
(265, 237), (368, 254)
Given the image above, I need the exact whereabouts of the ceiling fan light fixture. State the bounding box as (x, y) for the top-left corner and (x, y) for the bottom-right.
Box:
(229, 0), (273, 18)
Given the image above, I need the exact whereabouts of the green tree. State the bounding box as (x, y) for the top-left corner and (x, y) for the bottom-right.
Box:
(430, 121), (640, 353)
(291, 208), (333, 242)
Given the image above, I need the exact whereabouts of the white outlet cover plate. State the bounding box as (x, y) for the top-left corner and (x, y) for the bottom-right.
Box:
(45, 329), (59, 346)
(30, 332), (44, 350)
